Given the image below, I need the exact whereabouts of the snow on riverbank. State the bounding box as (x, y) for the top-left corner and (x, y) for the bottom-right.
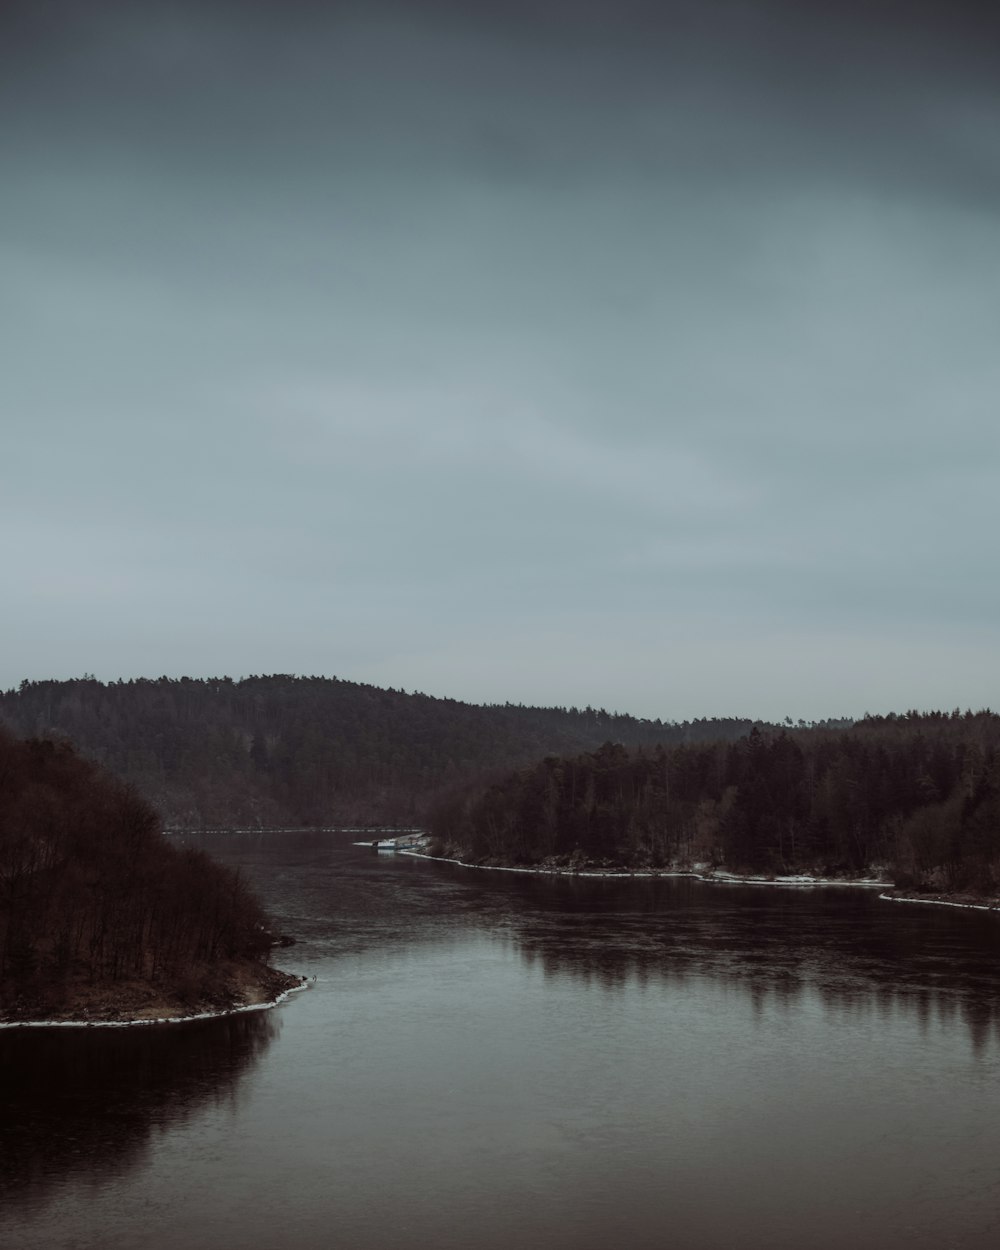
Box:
(879, 893), (1000, 914)
(0, 977), (311, 1030)
(400, 850), (886, 888)
(405, 849), (1000, 915)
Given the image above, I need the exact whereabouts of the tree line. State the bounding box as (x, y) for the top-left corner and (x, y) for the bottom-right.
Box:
(0, 728), (271, 1014)
(0, 676), (834, 827)
(427, 711), (1000, 893)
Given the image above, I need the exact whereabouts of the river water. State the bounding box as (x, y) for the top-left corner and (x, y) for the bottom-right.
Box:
(3, 831), (1000, 1250)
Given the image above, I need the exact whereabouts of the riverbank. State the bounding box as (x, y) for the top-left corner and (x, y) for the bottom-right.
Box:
(879, 890), (1000, 913)
(403, 849), (1000, 913)
(401, 848), (887, 888)
(0, 963), (308, 1029)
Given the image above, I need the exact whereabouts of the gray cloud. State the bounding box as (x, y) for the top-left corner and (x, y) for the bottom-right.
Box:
(3, 1), (999, 718)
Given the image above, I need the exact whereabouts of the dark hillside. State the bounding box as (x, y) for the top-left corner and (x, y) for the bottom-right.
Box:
(428, 711), (1000, 893)
(0, 676), (801, 828)
(0, 728), (289, 1021)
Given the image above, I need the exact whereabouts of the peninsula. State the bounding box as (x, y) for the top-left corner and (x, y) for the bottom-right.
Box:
(0, 729), (300, 1025)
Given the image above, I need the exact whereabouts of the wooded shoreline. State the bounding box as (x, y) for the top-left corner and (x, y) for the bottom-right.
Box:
(0, 730), (300, 1028)
(428, 714), (1000, 898)
(0, 966), (307, 1028)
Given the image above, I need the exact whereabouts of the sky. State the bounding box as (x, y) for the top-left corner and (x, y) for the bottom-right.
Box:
(3, 0), (1000, 721)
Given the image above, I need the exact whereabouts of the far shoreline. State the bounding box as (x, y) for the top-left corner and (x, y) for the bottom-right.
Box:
(878, 892), (1000, 914)
(401, 849), (1000, 913)
(401, 848), (885, 888)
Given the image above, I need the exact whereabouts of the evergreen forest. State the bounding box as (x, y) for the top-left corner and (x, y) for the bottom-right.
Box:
(0, 676), (805, 827)
(428, 711), (1000, 894)
(0, 728), (276, 1019)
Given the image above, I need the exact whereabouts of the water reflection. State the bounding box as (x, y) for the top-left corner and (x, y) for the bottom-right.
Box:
(488, 875), (1000, 1054)
(0, 1011), (278, 1209)
(187, 833), (1000, 1057)
(6, 835), (997, 1250)
(251, 837), (1000, 1058)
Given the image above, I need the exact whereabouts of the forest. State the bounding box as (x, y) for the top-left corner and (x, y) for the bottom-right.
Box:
(0, 675), (828, 827)
(0, 728), (282, 1020)
(427, 711), (1000, 894)
(3, 681), (998, 1024)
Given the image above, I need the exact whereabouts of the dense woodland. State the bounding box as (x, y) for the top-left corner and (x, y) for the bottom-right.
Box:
(0, 728), (274, 1017)
(428, 712), (1000, 894)
(0, 676), (821, 827)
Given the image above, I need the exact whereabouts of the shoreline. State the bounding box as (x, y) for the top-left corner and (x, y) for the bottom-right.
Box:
(0, 972), (310, 1031)
(402, 850), (1000, 913)
(878, 892), (1000, 914)
(400, 849), (887, 888)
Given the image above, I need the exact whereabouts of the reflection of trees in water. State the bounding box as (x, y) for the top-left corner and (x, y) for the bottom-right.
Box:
(505, 876), (1000, 1054)
(0, 1011), (278, 1207)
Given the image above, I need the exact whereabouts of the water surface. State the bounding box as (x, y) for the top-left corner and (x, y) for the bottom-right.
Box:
(3, 831), (1000, 1249)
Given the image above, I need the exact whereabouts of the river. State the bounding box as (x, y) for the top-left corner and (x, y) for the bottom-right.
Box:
(2, 830), (1000, 1249)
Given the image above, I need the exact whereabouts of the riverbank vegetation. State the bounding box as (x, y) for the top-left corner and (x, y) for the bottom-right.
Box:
(428, 711), (1000, 895)
(0, 729), (294, 1022)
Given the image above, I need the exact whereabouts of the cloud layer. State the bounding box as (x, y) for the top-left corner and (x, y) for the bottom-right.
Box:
(3, 1), (999, 718)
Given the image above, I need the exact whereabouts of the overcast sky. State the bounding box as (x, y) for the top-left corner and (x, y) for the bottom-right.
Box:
(3, 0), (999, 720)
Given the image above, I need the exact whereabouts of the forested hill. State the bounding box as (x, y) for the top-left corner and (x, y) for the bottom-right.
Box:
(428, 711), (1000, 893)
(0, 676), (816, 828)
(0, 728), (286, 1021)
